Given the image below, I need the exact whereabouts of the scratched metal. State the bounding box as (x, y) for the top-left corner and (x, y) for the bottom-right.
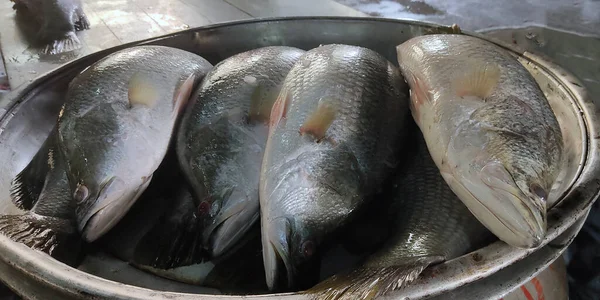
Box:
(0, 17), (597, 300)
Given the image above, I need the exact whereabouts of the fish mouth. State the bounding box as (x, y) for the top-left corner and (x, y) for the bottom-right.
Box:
(263, 217), (295, 291)
(79, 198), (128, 242)
(78, 177), (151, 242)
(446, 171), (546, 248)
(203, 197), (260, 258)
(486, 185), (546, 248)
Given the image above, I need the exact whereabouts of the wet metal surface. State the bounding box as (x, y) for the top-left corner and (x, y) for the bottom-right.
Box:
(0, 17), (597, 300)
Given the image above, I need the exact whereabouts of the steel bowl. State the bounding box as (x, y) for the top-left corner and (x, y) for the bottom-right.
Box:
(0, 17), (597, 300)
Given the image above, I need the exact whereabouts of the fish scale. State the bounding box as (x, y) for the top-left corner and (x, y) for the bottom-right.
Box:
(307, 136), (491, 300)
(396, 34), (563, 249)
(57, 45), (213, 243)
(177, 46), (305, 259)
(260, 44), (409, 291)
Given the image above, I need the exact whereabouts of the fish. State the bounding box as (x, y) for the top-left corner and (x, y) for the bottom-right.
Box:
(306, 133), (492, 300)
(11, 0), (90, 55)
(396, 34), (563, 248)
(260, 44), (410, 291)
(176, 46), (305, 258)
(0, 128), (83, 266)
(57, 45), (213, 243)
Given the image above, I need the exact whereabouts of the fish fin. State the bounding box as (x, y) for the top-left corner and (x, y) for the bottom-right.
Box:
(407, 73), (432, 124)
(453, 61), (500, 99)
(41, 32), (82, 55)
(269, 89), (291, 128)
(132, 211), (206, 269)
(0, 213), (83, 266)
(75, 9), (91, 31)
(305, 256), (443, 300)
(128, 73), (159, 108)
(9, 170), (40, 210)
(10, 128), (57, 210)
(11, 0), (26, 10)
(173, 74), (196, 115)
(299, 102), (336, 142)
(451, 23), (462, 33)
(249, 84), (277, 123)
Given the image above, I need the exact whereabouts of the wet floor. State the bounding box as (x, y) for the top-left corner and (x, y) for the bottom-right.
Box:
(337, 0), (600, 35)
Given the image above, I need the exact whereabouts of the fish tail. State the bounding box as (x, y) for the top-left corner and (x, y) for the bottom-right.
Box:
(304, 256), (443, 300)
(0, 213), (82, 266)
(132, 214), (206, 269)
(42, 32), (82, 55)
(10, 171), (38, 210)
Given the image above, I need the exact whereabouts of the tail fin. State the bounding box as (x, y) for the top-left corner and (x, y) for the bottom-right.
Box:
(132, 212), (207, 269)
(305, 256), (442, 300)
(42, 32), (82, 55)
(9, 171), (42, 210)
(0, 213), (83, 266)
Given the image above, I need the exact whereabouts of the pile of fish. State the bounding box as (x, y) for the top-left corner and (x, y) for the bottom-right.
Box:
(0, 33), (563, 300)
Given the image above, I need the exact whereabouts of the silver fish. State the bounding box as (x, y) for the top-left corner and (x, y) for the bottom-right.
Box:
(11, 0), (90, 55)
(307, 134), (491, 300)
(57, 45), (213, 242)
(260, 44), (409, 290)
(396, 34), (563, 248)
(177, 46), (305, 258)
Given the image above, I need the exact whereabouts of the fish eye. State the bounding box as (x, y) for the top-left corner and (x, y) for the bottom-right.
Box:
(197, 201), (211, 216)
(73, 184), (89, 204)
(301, 240), (315, 258)
(529, 183), (547, 202)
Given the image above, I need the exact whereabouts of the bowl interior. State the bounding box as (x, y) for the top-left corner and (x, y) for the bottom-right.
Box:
(0, 18), (587, 296)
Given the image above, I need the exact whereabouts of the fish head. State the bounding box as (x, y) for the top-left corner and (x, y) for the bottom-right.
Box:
(201, 185), (260, 258)
(73, 174), (152, 242)
(446, 125), (552, 249)
(262, 147), (363, 290)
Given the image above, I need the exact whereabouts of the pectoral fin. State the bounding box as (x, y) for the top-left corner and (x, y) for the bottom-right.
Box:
(453, 61), (500, 99)
(249, 84), (278, 123)
(299, 102), (336, 141)
(128, 73), (159, 108)
(269, 89), (291, 128)
(173, 74), (196, 115)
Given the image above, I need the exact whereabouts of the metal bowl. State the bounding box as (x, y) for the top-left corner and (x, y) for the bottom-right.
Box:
(0, 17), (597, 300)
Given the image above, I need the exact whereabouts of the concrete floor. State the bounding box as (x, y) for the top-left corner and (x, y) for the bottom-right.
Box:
(336, 0), (600, 36)
(0, 0), (365, 91)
